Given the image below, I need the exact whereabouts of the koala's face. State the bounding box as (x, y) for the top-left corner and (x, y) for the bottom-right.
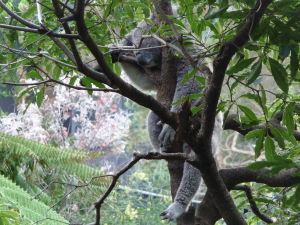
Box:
(134, 38), (162, 69)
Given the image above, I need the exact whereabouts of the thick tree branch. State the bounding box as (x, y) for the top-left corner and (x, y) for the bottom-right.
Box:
(196, 167), (300, 224)
(186, 0), (274, 224)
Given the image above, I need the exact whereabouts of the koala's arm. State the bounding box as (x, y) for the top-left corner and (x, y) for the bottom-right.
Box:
(158, 61), (200, 151)
(161, 161), (201, 220)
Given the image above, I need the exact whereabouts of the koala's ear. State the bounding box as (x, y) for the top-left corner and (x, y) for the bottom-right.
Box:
(132, 20), (151, 47)
(132, 28), (143, 47)
(122, 34), (133, 46)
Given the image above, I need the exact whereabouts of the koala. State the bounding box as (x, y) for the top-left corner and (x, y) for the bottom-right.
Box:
(110, 13), (222, 222)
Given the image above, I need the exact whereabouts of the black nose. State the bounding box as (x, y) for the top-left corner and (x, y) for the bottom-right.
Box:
(136, 55), (149, 66)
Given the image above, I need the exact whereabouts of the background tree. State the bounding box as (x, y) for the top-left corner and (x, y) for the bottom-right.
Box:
(0, 0), (300, 225)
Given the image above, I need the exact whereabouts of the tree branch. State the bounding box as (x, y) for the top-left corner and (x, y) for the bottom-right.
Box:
(196, 167), (300, 224)
(0, 24), (79, 39)
(0, 1), (40, 29)
(72, 0), (177, 127)
(224, 114), (300, 141)
(2, 80), (120, 93)
(94, 152), (188, 225)
(186, 0), (274, 224)
(51, 0), (112, 86)
(233, 185), (273, 224)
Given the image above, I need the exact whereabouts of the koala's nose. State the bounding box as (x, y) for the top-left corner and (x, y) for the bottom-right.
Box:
(136, 55), (149, 66)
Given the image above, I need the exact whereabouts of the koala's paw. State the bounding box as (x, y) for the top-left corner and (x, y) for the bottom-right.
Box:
(110, 50), (121, 63)
(160, 202), (185, 221)
(158, 124), (176, 152)
(107, 44), (121, 63)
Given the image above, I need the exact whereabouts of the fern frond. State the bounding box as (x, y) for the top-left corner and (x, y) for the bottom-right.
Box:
(0, 174), (68, 225)
(0, 133), (108, 186)
(0, 133), (103, 163)
(0, 203), (21, 225)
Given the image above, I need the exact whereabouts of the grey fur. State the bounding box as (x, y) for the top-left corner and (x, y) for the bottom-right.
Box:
(112, 18), (221, 221)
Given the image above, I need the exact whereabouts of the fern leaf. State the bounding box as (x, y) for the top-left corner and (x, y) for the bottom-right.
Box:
(0, 174), (68, 225)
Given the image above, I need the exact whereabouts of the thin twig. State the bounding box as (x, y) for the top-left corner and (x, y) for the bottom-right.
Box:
(40, 53), (77, 69)
(0, 56), (38, 66)
(0, 43), (76, 70)
(94, 152), (188, 225)
(36, 0), (44, 25)
(153, 1), (199, 70)
(233, 185), (273, 224)
(0, 0), (40, 29)
(0, 24), (79, 39)
(3, 79), (120, 93)
(3, 80), (52, 86)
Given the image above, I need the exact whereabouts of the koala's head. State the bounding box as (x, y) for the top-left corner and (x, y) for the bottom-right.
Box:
(134, 38), (162, 69)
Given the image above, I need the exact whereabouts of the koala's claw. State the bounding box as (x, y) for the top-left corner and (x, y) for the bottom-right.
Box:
(158, 124), (176, 152)
(160, 202), (185, 221)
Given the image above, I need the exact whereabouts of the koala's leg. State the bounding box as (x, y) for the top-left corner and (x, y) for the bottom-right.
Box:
(147, 111), (163, 151)
(161, 159), (201, 221)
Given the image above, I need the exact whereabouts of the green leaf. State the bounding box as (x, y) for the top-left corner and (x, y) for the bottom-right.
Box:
(247, 161), (275, 170)
(269, 126), (285, 148)
(217, 101), (226, 113)
(264, 136), (276, 161)
(246, 59), (262, 84)
(238, 105), (258, 121)
(259, 84), (267, 106)
(258, 84), (269, 116)
(113, 63), (122, 75)
(283, 102), (295, 134)
(69, 76), (78, 86)
(245, 129), (264, 140)
(290, 45), (299, 78)
(191, 105), (203, 115)
(227, 57), (256, 75)
(293, 185), (300, 206)
(245, 129), (266, 159)
(16, 87), (35, 102)
(80, 77), (93, 95)
(195, 75), (206, 86)
(240, 93), (260, 105)
(273, 126), (297, 145)
(172, 93), (203, 105)
(207, 0), (216, 5)
(254, 131), (265, 158)
(36, 87), (45, 107)
(26, 70), (43, 80)
(204, 6), (229, 20)
(81, 77), (105, 91)
(52, 66), (61, 80)
(268, 58), (289, 93)
(221, 10), (245, 19)
(182, 68), (197, 84)
(223, 104), (233, 124)
(230, 76), (245, 91)
(279, 45), (291, 60)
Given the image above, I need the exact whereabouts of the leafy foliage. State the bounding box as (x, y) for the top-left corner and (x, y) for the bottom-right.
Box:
(0, 0), (300, 224)
(0, 174), (68, 225)
(0, 132), (105, 181)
